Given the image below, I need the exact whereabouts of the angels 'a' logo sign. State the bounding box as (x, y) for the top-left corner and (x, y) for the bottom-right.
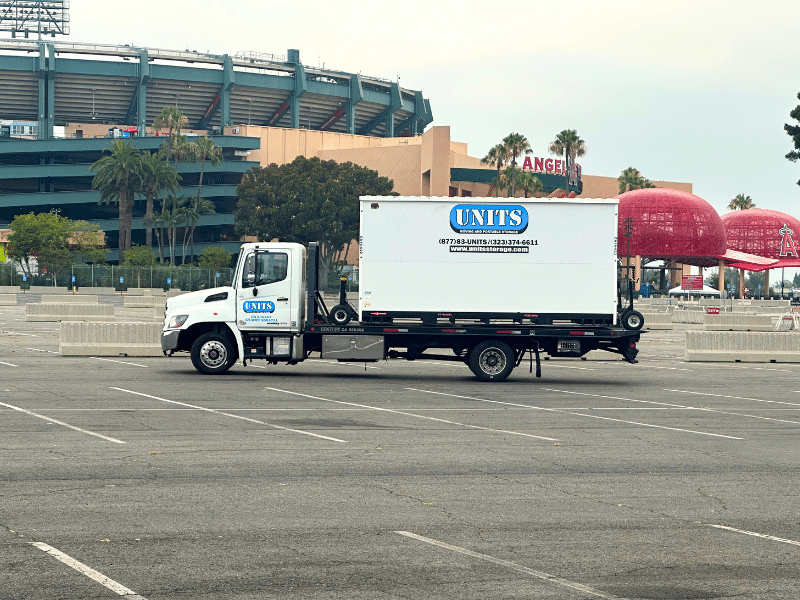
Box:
(779, 223), (799, 257)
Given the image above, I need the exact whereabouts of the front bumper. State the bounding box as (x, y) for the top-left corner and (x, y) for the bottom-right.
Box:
(161, 329), (181, 353)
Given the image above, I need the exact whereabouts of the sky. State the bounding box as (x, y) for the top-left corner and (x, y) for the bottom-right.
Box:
(58, 0), (800, 280)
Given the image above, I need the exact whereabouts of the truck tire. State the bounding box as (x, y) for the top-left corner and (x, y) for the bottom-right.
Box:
(468, 340), (515, 382)
(191, 332), (237, 374)
(330, 304), (353, 326)
(621, 309), (644, 331)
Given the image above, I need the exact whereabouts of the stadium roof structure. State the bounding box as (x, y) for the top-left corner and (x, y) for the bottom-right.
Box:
(0, 40), (432, 138)
(616, 188), (783, 270)
(721, 209), (800, 272)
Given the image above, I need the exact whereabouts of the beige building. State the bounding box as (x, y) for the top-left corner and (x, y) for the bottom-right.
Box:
(224, 124), (691, 199)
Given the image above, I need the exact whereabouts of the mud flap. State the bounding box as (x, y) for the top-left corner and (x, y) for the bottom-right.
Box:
(622, 340), (639, 364)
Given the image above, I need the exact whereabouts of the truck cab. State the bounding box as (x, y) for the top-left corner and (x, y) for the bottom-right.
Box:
(162, 242), (308, 373)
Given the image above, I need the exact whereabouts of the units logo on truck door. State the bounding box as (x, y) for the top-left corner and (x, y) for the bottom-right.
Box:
(449, 204), (528, 234)
(243, 300), (275, 313)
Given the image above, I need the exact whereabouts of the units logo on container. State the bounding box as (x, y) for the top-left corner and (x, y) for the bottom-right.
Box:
(242, 300), (275, 313)
(449, 204), (528, 234)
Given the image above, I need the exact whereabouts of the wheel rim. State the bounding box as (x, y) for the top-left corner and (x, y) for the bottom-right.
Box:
(334, 309), (347, 321)
(200, 340), (227, 368)
(628, 314), (642, 328)
(478, 347), (506, 375)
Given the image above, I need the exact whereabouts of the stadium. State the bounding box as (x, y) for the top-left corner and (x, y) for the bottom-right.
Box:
(0, 37), (434, 261)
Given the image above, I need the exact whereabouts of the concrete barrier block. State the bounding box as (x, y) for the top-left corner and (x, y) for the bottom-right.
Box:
(165, 289), (188, 298)
(26, 303), (114, 322)
(41, 294), (99, 304)
(29, 286), (69, 294)
(126, 288), (166, 296)
(124, 295), (166, 308)
(685, 331), (800, 362)
(672, 311), (704, 324)
(0, 286), (20, 294)
(731, 306), (788, 314)
(703, 313), (774, 331)
(0, 293), (17, 305)
(642, 313), (673, 330)
(59, 321), (162, 356)
(77, 287), (117, 295)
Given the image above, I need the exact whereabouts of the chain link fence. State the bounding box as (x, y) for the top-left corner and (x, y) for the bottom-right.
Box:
(0, 263), (234, 292)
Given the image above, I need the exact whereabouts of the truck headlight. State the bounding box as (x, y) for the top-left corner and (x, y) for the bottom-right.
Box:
(168, 314), (188, 328)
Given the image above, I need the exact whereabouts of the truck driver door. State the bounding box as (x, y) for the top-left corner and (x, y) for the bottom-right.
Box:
(237, 249), (293, 332)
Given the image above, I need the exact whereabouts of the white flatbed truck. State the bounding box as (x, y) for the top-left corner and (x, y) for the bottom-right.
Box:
(162, 197), (642, 381)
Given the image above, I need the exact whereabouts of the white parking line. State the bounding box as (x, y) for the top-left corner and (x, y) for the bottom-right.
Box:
(91, 357), (148, 368)
(407, 388), (743, 440)
(30, 541), (147, 599)
(110, 387), (347, 443)
(266, 387), (558, 441)
(665, 389), (800, 408)
(395, 531), (627, 599)
(706, 524), (800, 547)
(0, 360), (19, 367)
(0, 401), (126, 444)
(25, 347), (59, 354)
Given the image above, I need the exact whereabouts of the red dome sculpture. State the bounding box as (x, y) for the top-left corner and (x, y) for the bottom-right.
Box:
(616, 188), (727, 260)
(721, 209), (800, 264)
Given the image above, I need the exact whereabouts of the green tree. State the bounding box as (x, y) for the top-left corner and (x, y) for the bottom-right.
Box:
(122, 244), (157, 267)
(235, 156), (393, 277)
(785, 91), (800, 187)
(90, 139), (144, 263)
(617, 167), (656, 194)
(139, 150), (181, 249)
(502, 133), (530, 167)
(122, 244), (157, 288)
(198, 246), (233, 273)
(7, 212), (73, 284)
(549, 129), (586, 192)
(727, 193), (755, 210)
(519, 171), (543, 198)
(70, 221), (107, 264)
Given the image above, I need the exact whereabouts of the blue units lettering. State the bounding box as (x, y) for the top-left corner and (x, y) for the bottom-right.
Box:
(243, 300), (275, 313)
(449, 204), (528, 234)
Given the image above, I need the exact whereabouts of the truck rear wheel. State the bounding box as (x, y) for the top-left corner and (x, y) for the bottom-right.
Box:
(469, 340), (515, 382)
(191, 332), (237, 374)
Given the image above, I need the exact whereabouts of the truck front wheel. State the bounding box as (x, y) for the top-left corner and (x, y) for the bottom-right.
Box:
(191, 332), (237, 374)
(469, 340), (515, 382)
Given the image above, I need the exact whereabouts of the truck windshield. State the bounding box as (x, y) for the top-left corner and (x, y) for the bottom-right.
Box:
(242, 252), (289, 288)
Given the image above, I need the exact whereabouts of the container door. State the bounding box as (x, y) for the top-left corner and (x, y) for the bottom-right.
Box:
(237, 249), (293, 332)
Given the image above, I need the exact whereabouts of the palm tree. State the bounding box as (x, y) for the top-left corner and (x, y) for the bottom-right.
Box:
(481, 143), (510, 177)
(549, 129), (586, 192)
(617, 167), (656, 194)
(519, 171), (543, 198)
(139, 151), (181, 248)
(154, 195), (187, 265)
(182, 195), (216, 263)
(192, 136), (223, 198)
(728, 193), (756, 210)
(90, 139), (144, 263)
(152, 106), (188, 165)
(502, 133), (530, 167)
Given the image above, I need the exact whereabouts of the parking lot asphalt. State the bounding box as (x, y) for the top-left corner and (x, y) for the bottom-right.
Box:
(1, 299), (800, 599)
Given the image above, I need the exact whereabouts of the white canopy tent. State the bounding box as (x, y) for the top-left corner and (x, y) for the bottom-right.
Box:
(668, 285), (726, 297)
